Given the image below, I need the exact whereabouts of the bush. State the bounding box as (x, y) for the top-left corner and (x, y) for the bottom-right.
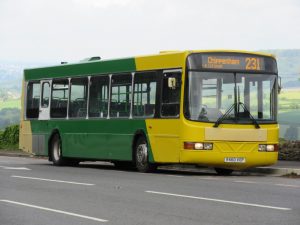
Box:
(0, 124), (19, 149)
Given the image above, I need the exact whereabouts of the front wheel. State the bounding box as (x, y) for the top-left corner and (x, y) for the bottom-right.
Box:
(135, 137), (157, 173)
(215, 168), (233, 176)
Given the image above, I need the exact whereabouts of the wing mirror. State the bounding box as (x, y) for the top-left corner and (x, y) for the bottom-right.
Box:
(278, 76), (282, 94)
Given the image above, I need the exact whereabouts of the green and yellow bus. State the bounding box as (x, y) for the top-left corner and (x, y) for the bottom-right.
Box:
(19, 50), (279, 175)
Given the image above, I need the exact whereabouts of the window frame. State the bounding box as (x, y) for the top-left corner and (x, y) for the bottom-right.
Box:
(88, 74), (110, 119)
(132, 71), (158, 118)
(50, 78), (70, 119)
(109, 73), (133, 119)
(68, 77), (89, 119)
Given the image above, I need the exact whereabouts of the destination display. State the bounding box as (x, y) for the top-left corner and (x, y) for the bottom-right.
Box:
(186, 53), (278, 74)
(201, 55), (265, 71)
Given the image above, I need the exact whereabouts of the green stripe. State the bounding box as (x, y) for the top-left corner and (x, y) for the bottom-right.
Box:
(25, 58), (136, 81)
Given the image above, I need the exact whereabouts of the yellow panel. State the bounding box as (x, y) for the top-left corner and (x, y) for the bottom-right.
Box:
(146, 119), (180, 163)
(135, 49), (275, 71)
(179, 119), (278, 168)
(19, 120), (32, 153)
(135, 52), (186, 71)
(179, 150), (278, 170)
(214, 142), (257, 153)
(19, 78), (33, 153)
(205, 127), (267, 142)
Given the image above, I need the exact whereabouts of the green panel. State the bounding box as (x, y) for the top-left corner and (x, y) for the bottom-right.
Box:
(25, 58), (136, 81)
(30, 119), (155, 162)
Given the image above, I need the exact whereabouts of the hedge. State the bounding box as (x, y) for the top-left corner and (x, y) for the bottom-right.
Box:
(0, 124), (19, 149)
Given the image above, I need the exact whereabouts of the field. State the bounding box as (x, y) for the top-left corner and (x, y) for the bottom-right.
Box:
(279, 89), (300, 111)
(278, 89), (300, 123)
(278, 88), (300, 140)
(0, 99), (21, 110)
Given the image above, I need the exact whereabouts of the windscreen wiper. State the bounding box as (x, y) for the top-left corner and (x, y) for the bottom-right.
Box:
(238, 102), (260, 129)
(213, 103), (236, 128)
(213, 102), (261, 129)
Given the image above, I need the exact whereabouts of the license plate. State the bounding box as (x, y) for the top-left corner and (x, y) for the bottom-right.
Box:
(224, 157), (246, 163)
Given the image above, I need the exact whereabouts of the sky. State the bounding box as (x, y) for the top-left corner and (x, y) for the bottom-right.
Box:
(0, 0), (300, 63)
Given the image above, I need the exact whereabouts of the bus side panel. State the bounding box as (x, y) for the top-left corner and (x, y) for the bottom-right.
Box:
(32, 119), (150, 161)
(145, 119), (181, 163)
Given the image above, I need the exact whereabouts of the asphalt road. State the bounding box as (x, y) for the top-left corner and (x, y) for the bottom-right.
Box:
(0, 156), (299, 225)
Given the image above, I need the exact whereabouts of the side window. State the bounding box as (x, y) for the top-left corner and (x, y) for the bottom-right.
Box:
(26, 81), (40, 119)
(69, 78), (88, 118)
(161, 72), (182, 117)
(133, 72), (157, 117)
(41, 82), (50, 108)
(51, 79), (69, 118)
(89, 76), (109, 118)
(110, 74), (132, 118)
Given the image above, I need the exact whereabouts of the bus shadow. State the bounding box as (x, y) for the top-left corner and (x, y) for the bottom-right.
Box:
(33, 161), (266, 177)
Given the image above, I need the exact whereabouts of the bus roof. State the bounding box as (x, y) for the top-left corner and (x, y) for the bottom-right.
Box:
(24, 50), (276, 81)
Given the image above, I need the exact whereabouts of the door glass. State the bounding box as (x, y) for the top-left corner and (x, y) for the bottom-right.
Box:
(41, 82), (50, 108)
(161, 72), (181, 117)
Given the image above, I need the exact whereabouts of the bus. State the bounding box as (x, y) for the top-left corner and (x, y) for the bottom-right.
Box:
(19, 50), (279, 175)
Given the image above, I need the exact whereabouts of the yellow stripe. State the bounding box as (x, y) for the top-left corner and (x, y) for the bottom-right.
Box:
(19, 79), (33, 153)
(135, 51), (186, 71)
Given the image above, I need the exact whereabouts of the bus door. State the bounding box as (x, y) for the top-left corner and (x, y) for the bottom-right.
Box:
(146, 70), (182, 163)
(39, 80), (51, 120)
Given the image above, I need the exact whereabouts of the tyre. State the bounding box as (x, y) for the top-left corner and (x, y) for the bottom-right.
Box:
(134, 137), (157, 173)
(215, 168), (233, 176)
(50, 134), (66, 166)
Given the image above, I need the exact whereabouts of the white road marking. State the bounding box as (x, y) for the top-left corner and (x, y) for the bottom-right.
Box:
(11, 175), (95, 186)
(198, 177), (219, 180)
(234, 180), (258, 184)
(0, 200), (108, 222)
(166, 175), (185, 178)
(0, 166), (31, 170)
(146, 190), (292, 211)
(275, 184), (300, 188)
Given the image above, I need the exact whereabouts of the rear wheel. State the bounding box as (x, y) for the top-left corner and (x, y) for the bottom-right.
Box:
(135, 137), (157, 173)
(50, 134), (66, 166)
(215, 168), (233, 176)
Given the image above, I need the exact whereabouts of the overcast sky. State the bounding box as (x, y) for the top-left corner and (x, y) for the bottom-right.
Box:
(0, 0), (300, 63)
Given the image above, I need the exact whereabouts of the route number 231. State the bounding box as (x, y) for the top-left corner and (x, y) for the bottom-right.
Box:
(245, 57), (261, 70)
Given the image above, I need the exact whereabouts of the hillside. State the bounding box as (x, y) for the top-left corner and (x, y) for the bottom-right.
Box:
(262, 49), (300, 88)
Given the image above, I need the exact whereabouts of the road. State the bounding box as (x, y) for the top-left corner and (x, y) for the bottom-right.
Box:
(0, 156), (299, 225)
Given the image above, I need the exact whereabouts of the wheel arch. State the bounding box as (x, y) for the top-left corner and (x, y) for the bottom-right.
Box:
(131, 129), (155, 163)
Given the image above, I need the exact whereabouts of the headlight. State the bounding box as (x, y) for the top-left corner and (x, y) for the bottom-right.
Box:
(258, 144), (278, 152)
(184, 142), (213, 150)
